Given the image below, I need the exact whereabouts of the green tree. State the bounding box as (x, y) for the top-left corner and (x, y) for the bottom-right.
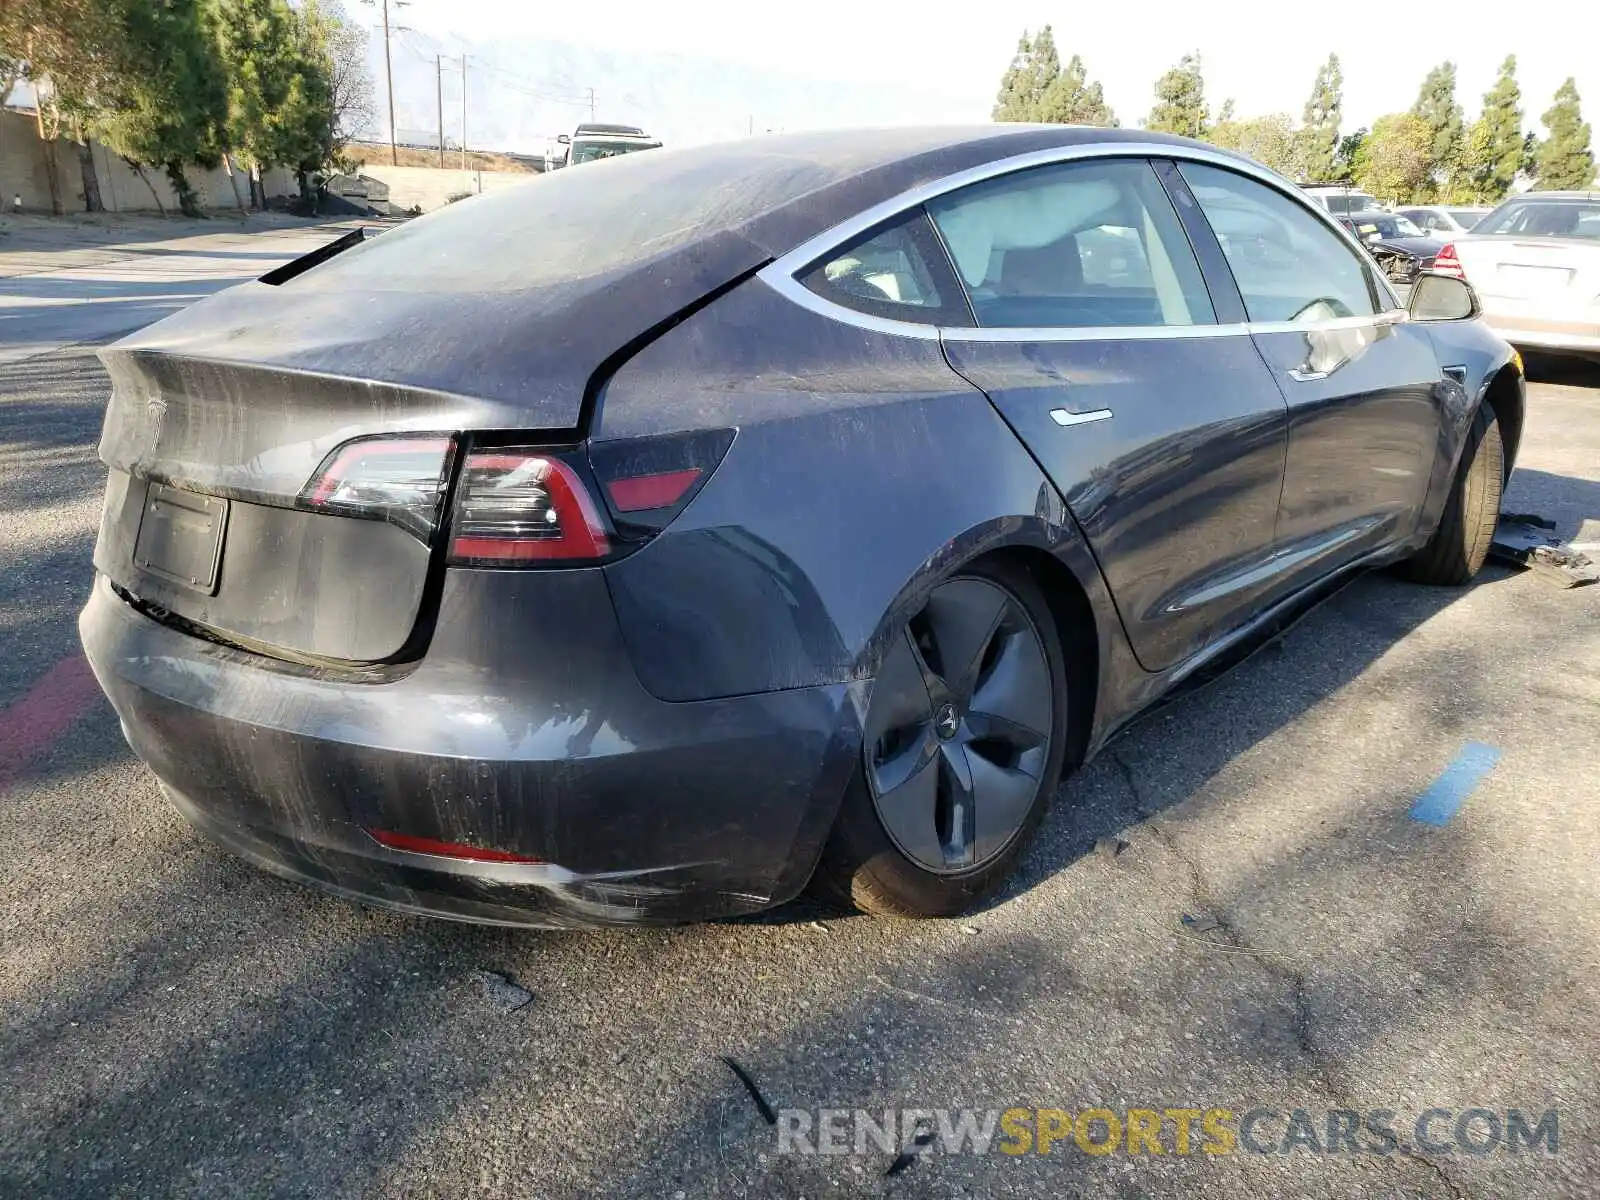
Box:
(1211, 112), (1299, 175)
(1410, 61), (1464, 199)
(213, 0), (335, 207)
(1036, 53), (1116, 127)
(1461, 54), (1525, 202)
(1355, 112), (1433, 204)
(1145, 51), (1208, 139)
(0, 0), (125, 213)
(1298, 53), (1342, 181)
(991, 26), (1060, 122)
(1533, 78), (1595, 190)
(93, 0), (230, 216)
(1336, 127), (1368, 182)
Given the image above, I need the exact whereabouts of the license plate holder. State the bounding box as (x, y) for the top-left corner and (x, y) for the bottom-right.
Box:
(133, 482), (229, 594)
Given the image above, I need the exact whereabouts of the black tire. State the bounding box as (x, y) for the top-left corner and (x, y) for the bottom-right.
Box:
(811, 558), (1070, 918)
(1398, 404), (1504, 585)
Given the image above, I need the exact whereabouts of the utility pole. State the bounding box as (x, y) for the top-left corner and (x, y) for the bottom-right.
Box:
(586, 87), (595, 121)
(362, 0), (408, 165)
(381, 0), (397, 164)
(459, 55), (469, 169)
(435, 55), (445, 167)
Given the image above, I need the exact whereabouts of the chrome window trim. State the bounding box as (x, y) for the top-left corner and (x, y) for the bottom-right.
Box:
(757, 139), (1408, 342)
(757, 273), (942, 340)
(941, 322), (1251, 343)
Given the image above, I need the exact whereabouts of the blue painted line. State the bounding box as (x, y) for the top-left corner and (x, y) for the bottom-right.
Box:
(1409, 742), (1502, 826)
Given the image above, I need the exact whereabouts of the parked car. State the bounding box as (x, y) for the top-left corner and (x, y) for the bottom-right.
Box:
(1302, 183), (1384, 214)
(1397, 205), (1491, 237)
(1432, 190), (1600, 362)
(80, 128), (1522, 928)
(1335, 210), (1445, 283)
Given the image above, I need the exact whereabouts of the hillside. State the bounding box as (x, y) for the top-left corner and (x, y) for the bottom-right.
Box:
(343, 142), (539, 173)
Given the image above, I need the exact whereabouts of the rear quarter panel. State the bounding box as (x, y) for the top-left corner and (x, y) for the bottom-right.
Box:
(593, 276), (1124, 710)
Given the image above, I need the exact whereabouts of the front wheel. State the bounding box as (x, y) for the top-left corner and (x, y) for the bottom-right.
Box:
(1398, 404), (1504, 585)
(811, 558), (1070, 918)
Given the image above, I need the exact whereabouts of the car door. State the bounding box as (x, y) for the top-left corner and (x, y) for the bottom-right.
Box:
(1172, 161), (1444, 584)
(928, 156), (1290, 674)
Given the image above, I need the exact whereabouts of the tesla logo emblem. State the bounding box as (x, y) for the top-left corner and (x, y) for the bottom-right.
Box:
(935, 703), (960, 740)
(146, 396), (167, 446)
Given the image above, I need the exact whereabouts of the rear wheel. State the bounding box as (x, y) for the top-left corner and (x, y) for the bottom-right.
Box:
(1398, 404), (1504, 585)
(812, 559), (1069, 918)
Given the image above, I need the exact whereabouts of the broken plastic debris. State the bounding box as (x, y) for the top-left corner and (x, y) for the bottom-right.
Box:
(1181, 913), (1221, 934)
(1490, 516), (1598, 588)
(472, 970), (533, 1013)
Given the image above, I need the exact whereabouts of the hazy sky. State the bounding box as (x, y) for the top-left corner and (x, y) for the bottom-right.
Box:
(385, 0), (1599, 145)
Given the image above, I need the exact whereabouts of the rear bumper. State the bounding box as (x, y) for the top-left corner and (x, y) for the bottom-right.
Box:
(79, 573), (860, 926)
(1479, 305), (1600, 353)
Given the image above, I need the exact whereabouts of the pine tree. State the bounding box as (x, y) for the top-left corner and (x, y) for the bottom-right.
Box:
(1462, 55), (1525, 203)
(1410, 62), (1463, 199)
(1298, 54), (1342, 182)
(1145, 52), (1208, 139)
(1036, 54), (1117, 127)
(991, 27), (1061, 123)
(1533, 78), (1595, 190)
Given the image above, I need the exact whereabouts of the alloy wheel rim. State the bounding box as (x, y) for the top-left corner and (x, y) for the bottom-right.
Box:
(863, 577), (1054, 875)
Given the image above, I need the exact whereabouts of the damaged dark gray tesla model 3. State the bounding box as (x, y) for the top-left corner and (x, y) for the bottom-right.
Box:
(80, 126), (1524, 927)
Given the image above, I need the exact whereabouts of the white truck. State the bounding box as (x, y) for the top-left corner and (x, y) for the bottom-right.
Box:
(545, 123), (662, 171)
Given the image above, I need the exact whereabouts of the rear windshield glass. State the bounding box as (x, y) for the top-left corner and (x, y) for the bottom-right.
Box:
(285, 142), (863, 294)
(1474, 200), (1600, 239)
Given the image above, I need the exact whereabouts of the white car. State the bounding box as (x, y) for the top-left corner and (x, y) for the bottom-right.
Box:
(1432, 191), (1600, 362)
(1397, 205), (1491, 237)
(1301, 184), (1384, 215)
(546, 122), (662, 171)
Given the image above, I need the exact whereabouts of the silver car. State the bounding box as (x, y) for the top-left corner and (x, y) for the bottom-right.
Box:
(1433, 191), (1600, 362)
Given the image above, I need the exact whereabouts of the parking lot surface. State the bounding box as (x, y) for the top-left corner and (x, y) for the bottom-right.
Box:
(1, 227), (1597, 1198)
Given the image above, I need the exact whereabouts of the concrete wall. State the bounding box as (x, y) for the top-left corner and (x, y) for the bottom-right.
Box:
(0, 109), (296, 213)
(354, 163), (533, 214)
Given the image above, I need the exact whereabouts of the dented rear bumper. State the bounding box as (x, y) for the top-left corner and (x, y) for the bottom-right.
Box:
(79, 572), (860, 927)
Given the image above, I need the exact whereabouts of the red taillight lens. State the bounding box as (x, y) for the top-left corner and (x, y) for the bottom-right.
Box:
(447, 450), (610, 565)
(300, 435), (455, 539)
(605, 468), (702, 512)
(1432, 243), (1465, 279)
(367, 828), (542, 863)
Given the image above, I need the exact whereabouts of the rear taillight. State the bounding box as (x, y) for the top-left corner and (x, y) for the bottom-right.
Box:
(447, 450), (610, 565)
(1432, 243), (1465, 279)
(300, 434), (455, 539)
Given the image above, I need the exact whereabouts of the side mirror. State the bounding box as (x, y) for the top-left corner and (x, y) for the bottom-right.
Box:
(556, 134), (571, 145)
(1409, 273), (1479, 322)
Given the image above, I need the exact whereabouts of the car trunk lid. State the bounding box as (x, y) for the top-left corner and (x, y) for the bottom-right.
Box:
(1452, 235), (1600, 302)
(92, 220), (768, 665)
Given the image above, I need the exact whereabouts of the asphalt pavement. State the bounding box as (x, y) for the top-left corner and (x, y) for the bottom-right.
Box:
(1, 226), (1597, 1199)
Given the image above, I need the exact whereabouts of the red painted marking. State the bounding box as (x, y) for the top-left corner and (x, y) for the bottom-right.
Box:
(0, 653), (105, 793)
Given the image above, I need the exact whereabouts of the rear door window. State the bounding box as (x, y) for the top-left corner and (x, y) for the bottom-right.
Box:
(1179, 163), (1381, 323)
(924, 158), (1215, 329)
